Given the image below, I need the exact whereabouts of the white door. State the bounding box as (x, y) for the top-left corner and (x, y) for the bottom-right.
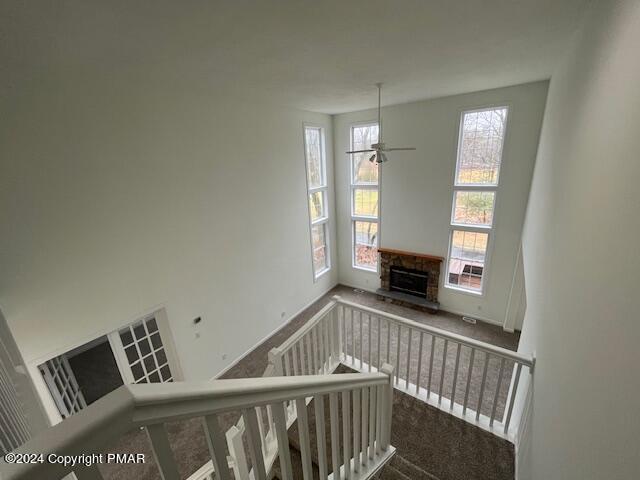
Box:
(109, 314), (179, 385)
(38, 355), (87, 419)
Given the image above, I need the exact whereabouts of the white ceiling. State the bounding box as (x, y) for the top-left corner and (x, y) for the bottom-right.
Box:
(2, 0), (589, 114)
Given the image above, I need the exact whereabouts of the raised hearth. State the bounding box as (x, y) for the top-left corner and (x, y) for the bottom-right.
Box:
(378, 248), (443, 311)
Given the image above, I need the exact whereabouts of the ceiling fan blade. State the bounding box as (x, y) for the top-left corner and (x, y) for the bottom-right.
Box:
(385, 147), (416, 151)
(346, 149), (375, 154)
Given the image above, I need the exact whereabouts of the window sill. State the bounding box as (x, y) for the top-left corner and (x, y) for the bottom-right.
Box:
(314, 267), (331, 281)
(353, 264), (378, 274)
(444, 284), (484, 297)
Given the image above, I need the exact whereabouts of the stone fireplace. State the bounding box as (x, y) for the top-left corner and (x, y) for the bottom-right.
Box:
(377, 248), (443, 311)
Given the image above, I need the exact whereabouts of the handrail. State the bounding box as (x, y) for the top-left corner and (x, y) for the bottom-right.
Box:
(131, 373), (387, 424)
(334, 296), (534, 368)
(2, 371), (390, 480)
(277, 300), (336, 352)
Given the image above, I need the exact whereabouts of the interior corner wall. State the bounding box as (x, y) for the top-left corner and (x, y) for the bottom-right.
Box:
(332, 82), (548, 325)
(0, 72), (337, 382)
(517, 0), (640, 478)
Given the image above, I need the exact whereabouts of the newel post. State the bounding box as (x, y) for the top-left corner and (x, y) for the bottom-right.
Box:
(380, 363), (395, 451)
(268, 347), (285, 377)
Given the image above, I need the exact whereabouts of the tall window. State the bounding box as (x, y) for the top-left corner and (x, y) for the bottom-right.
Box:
(350, 123), (380, 271)
(304, 126), (330, 279)
(446, 107), (508, 293)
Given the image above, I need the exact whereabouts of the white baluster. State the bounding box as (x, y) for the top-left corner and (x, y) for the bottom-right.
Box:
(427, 335), (436, 398)
(329, 392), (340, 477)
(361, 387), (369, 468)
(342, 390), (352, 479)
(242, 408), (267, 480)
(386, 319), (391, 364)
(315, 395), (328, 479)
(439, 339), (449, 405)
(450, 343), (461, 409)
(305, 334), (313, 375)
(342, 306), (347, 362)
(368, 314), (372, 372)
(295, 398), (313, 480)
(299, 339), (307, 375)
(271, 402), (293, 480)
(146, 423), (179, 480)
(375, 384), (383, 456)
(350, 309), (355, 366)
(368, 385), (376, 461)
(359, 312), (364, 370)
(311, 327), (320, 374)
(503, 363), (523, 434)
(490, 357), (506, 426)
(405, 329), (413, 389)
(376, 316), (382, 369)
(416, 332), (424, 395)
(476, 353), (490, 421)
(395, 324), (402, 385)
(463, 348), (475, 415)
(352, 388), (361, 473)
(292, 344), (300, 376)
(227, 426), (250, 480)
(203, 414), (232, 480)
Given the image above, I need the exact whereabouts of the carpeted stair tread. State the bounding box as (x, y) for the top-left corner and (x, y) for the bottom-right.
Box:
(271, 444), (321, 480)
(388, 454), (441, 480)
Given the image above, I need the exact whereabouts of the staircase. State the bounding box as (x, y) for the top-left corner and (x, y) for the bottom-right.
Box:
(1, 295), (532, 480)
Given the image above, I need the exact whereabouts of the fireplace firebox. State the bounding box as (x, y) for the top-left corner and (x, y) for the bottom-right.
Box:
(377, 248), (443, 312)
(389, 266), (428, 299)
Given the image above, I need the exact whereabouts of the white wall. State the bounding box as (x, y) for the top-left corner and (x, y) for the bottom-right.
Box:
(0, 68), (337, 383)
(517, 0), (640, 478)
(333, 83), (548, 325)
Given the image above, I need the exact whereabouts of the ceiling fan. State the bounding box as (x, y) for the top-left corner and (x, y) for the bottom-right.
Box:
(346, 83), (416, 164)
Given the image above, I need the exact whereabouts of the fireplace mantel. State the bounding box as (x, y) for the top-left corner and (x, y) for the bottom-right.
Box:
(377, 248), (444, 263)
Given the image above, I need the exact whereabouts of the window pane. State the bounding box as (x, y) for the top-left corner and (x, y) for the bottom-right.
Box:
(351, 124), (379, 184)
(456, 108), (507, 185)
(305, 127), (324, 188)
(353, 188), (379, 217)
(311, 224), (328, 273)
(354, 221), (378, 269)
(452, 191), (495, 226)
(309, 191), (325, 221)
(447, 230), (489, 291)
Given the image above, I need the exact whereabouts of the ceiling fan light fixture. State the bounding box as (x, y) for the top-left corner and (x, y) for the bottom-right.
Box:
(346, 83), (415, 161)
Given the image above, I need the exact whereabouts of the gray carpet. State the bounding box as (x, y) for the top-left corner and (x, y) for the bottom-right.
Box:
(275, 364), (514, 480)
(97, 285), (519, 480)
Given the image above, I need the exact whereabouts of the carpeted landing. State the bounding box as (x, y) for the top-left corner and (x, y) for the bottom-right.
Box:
(272, 364), (514, 480)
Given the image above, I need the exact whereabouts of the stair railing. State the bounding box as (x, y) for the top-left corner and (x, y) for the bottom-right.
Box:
(270, 295), (534, 440)
(1, 368), (395, 480)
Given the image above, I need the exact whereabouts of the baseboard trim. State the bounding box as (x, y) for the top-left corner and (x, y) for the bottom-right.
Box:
(212, 282), (338, 380)
(339, 282), (506, 330)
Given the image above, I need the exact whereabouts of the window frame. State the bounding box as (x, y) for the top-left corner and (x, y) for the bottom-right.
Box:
(349, 121), (380, 272)
(445, 105), (509, 295)
(303, 123), (331, 280)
